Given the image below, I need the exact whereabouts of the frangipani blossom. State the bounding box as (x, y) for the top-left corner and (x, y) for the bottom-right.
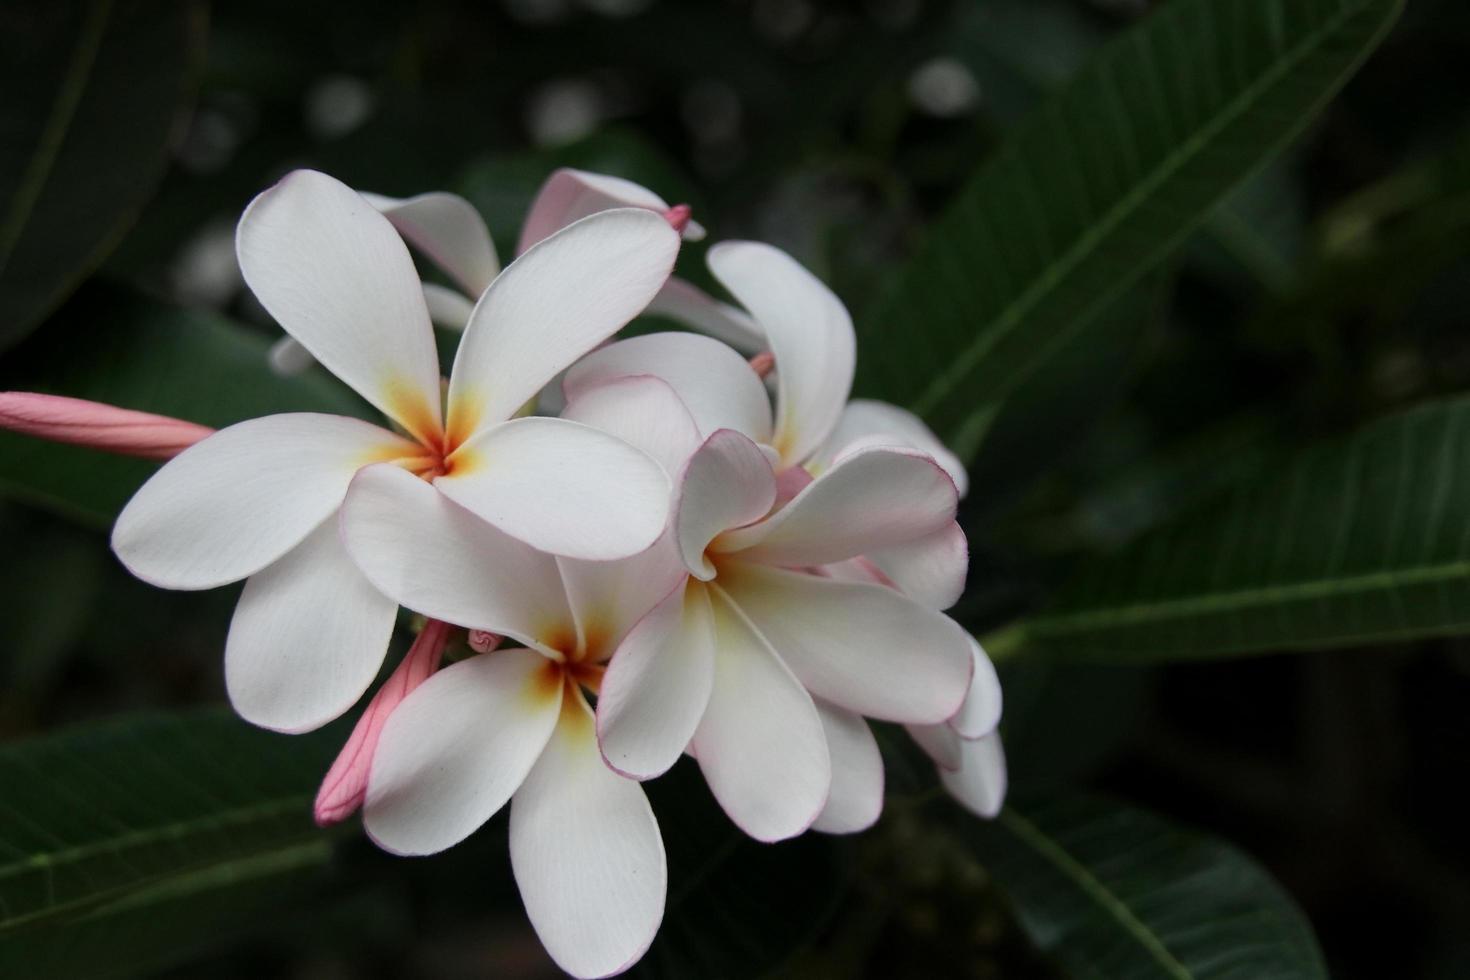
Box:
(565, 384), (977, 841)
(337, 462), (683, 979)
(111, 169), (678, 734)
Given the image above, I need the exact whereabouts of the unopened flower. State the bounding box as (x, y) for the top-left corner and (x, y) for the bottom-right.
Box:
(110, 169), (678, 733)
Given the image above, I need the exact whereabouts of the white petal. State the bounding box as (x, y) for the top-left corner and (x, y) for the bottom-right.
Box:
(557, 530), (688, 658)
(707, 241), (854, 466)
(511, 693), (666, 979)
(714, 446), (958, 567)
(949, 638), (1002, 739)
(340, 463), (571, 648)
(561, 374), (703, 476)
(564, 331), (773, 445)
(364, 649), (562, 855)
(517, 167), (693, 253)
(225, 519), (396, 733)
(691, 586), (829, 842)
(674, 430), (776, 579)
(941, 731), (1008, 819)
(816, 399), (969, 497)
(446, 208), (679, 439)
(422, 282), (475, 331)
(437, 417), (670, 561)
(906, 722), (962, 771)
(236, 170), (443, 445)
(718, 562), (972, 725)
(361, 190), (500, 296)
(644, 277), (765, 354)
(597, 580), (715, 779)
(267, 337), (316, 376)
(811, 701), (883, 835)
(867, 521), (969, 611)
(112, 413), (413, 590)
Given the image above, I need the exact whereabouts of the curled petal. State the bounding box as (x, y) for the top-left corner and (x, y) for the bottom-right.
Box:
(673, 430), (776, 579)
(361, 190), (500, 297)
(0, 392), (212, 460)
(511, 692), (666, 979)
(816, 399), (969, 498)
(949, 638), (1002, 740)
(518, 167), (703, 253)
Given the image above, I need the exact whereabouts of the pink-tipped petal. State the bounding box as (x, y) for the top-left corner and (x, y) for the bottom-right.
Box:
(941, 731), (1007, 819)
(717, 562), (972, 725)
(112, 413), (415, 590)
(597, 580), (715, 779)
(561, 375), (703, 477)
(364, 649), (563, 856)
(644, 277), (764, 353)
(437, 416), (671, 561)
(360, 190), (500, 297)
(564, 332), (773, 445)
(236, 170), (444, 446)
(673, 430), (777, 580)
(0, 392), (213, 459)
(314, 619), (454, 826)
(811, 701), (883, 835)
(707, 241), (854, 467)
(948, 638), (1002, 739)
(714, 446), (958, 567)
(510, 692), (666, 979)
(448, 208), (679, 438)
(691, 586), (829, 843)
(816, 399), (969, 498)
(518, 168), (701, 252)
(225, 518), (397, 734)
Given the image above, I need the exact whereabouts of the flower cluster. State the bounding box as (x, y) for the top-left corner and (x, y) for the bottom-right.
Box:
(0, 168), (1004, 978)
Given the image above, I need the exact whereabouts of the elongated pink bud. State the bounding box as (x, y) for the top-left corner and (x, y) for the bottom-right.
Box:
(662, 204), (693, 235)
(0, 392), (213, 460)
(314, 619), (454, 827)
(749, 350), (775, 379)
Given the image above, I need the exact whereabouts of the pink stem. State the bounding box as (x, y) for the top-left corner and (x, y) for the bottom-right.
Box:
(749, 350), (775, 379)
(662, 204), (693, 235)
(313, 619), (455, 827)
(0, 392), (213, 460)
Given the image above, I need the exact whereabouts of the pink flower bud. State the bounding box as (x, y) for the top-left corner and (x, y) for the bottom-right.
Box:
(0, 392), (213, 460)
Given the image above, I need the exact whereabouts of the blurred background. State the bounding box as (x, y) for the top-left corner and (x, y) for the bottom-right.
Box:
(3, 0), (1470, 976)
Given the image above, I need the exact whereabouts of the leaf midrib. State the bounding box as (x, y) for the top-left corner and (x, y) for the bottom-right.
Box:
(907, 0), (1392, 419)
(1000, 807), (1194, 980)
(1025, 556), (1470, 636)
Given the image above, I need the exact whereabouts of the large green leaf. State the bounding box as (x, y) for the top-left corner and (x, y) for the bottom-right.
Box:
(0, 284), (370, 527)
(855, 0), (1403, 447)
(0, 709), (346, 978)
(1009, 397), (1470, 660)
(967, 795), (1326, 980)
(0, 0), (205, 350)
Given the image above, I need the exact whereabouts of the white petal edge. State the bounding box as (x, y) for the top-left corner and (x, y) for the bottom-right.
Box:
(673, 430), (776, 579)
(597, 580), (716, 779)
(811, 701), (884, 835)
(236, 170), (443, 444)
(561, 374), (703, 477)
(867, 521), (969, 612)
(510, 692), (666, 979)
(817, 398), (969, 498)
(949, 638), (1002, 740)
(112, 413), (413, 590)
(941, 731), (1008, 819)
(718, 562), (972, 725)
(517, 167), (697, 253)
(447, 208), (679, 438)
(364, 649), (562, 855)
(691, 585), (829, 842)
(340, 463), (571, 648)
(564, 331), (773, 445)
(644, 277), (765, 354)
(225, 519), (396, 733)
(437, 416), (671, 561)
(361, 190), (500, 296)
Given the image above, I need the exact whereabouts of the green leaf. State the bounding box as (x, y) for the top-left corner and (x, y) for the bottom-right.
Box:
(1010, 397), (1470, 660)
(0, 0), (205, 350)
(0, 284), (370, 527)
(855, 0), (1403, 448)
(967, 795), (1326, 980)
(0, 708), (346, 978)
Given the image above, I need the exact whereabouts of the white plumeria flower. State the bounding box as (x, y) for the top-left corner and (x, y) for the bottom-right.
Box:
(111, 169), (678, 735)
(337, 462), (686, 980)
(558, 370), (976, 841)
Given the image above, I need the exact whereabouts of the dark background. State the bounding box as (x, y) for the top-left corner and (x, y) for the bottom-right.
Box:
(3, 0), (1470, 976)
